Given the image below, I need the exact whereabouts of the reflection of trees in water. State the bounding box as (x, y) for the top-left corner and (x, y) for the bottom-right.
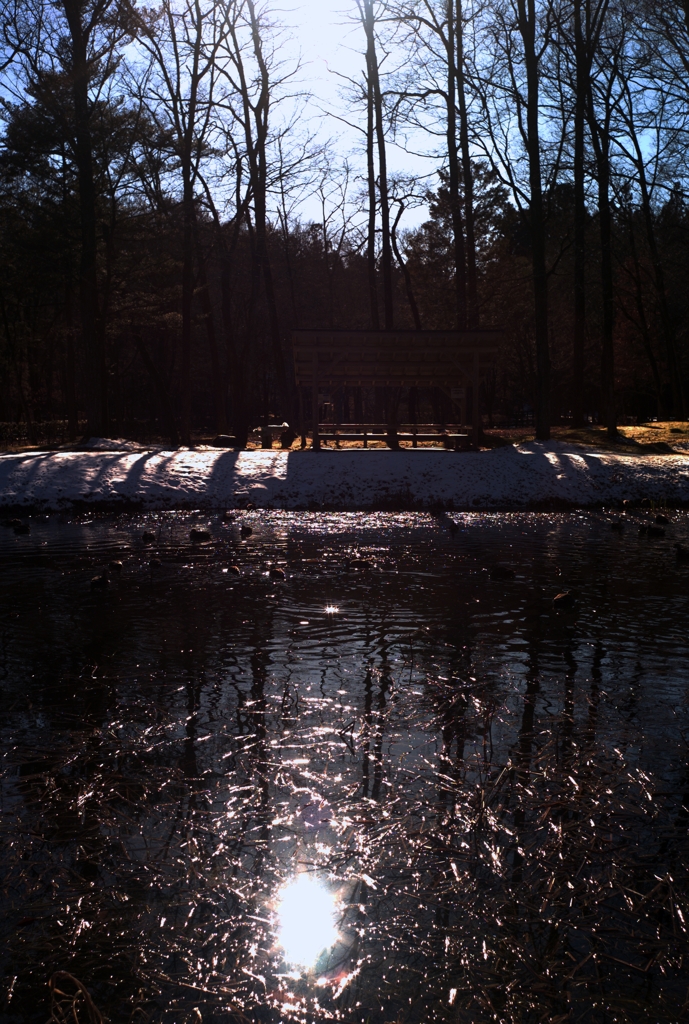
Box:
(2, 524), (689, 1023)
(360, 664), (392, 803)
(327, 617), (689, 1022)
(511, 600), (542, 886)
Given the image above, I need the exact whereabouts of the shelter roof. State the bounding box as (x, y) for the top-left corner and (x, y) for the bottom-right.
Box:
(291, 329), (502, 387)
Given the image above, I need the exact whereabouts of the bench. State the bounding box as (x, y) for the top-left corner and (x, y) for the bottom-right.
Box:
(315, 424), (472, 450)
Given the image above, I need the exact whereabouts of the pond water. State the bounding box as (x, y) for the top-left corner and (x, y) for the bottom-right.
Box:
(1, 510), (688, 1024)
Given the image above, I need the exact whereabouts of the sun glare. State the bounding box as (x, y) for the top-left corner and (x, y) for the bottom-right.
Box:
(277, 874), (339, 968)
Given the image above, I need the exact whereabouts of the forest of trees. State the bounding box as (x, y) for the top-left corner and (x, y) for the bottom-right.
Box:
(0, 0), (688, 445)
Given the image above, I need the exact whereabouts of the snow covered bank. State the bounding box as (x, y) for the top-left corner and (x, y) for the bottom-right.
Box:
(1, 442), (688, 511)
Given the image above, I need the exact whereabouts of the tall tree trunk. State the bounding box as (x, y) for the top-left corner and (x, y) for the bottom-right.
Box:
(0, 292), (35, 444)
(392, 205), (422, 330)
(62, 0), (106, 437)
(366, 69), (379, 329)
(192, 209), (227, 433)
(446, 0), (467, 330)
(279, 210), (300, 327)
(220, 259), (247, 446)
(254, 202), (287, 409)
(517, 0), (550, 440)
(588, 89), (616, 437)
(14, 359), (37, 445)
(181, 168), (194, 444)
(631, 133), (685, 418)
(64, 280), (79, 439)
(133, 334), (179, 443)
(572, 0), (586, 427)
(456, 0), (478, 326)
(176, 3), (202, 447)
(362, 0), (393, 328)
(138, 0), (223, 444)
(196, 251), (228, 434)
(598, 143), (615, 437)
(571, 0), (610, 425)
(241, 0), (289, 416)
(200, 171), (248, 445)
(624, 211), (665, 413)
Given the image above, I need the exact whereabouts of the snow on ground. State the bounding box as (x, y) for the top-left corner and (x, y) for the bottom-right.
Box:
(0, 441), (688, 511)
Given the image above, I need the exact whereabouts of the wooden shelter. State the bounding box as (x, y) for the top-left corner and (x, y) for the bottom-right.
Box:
(291, 329), (503, 447)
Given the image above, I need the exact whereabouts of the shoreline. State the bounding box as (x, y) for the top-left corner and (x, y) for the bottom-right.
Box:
(1, 441), (688, 513)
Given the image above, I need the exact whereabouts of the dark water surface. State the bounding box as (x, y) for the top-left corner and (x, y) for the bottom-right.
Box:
(1, 511), (689, 1024)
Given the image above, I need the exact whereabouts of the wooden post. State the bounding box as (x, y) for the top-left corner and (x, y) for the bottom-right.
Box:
(311, 353), (320, 450)
(335, 386), (342, 448)
(472, 351), (480, 447)
(298, 387), (306, 449)
(386, 387), (400, 450)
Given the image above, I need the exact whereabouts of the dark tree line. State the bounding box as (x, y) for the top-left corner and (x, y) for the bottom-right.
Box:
(0, 0), (688, 445)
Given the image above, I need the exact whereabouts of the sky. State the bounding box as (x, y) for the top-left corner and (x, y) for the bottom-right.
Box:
(0, 0), (436, 231)
(275, 0), (436, 228)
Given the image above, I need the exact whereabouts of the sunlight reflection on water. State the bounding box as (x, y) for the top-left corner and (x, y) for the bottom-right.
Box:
(2, 511), (689, 1022)
(277, 874), (339, 968)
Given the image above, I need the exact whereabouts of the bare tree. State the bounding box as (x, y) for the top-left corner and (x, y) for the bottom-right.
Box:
(213, 0), (311, 422)
(475, 0), (558, 438)
(554, 0), (610, 426)
(613, 2), (689, 418)
(357, 0), (394, 328)
(366, 55), (381, 329)
(455, 0), (479, 326)
(197, 146), (251, 444)
(387, 0), (482, 328)
(586, 3), (666, 435)
(587, 41), (618, 436)
(516, 0), (553, 438)
(315, 160), (358, 329)
(135, 0), (228, 443)
(445, 0), (468, 328)
(389, 176), (426, 329)
(325, 52), (381, 329)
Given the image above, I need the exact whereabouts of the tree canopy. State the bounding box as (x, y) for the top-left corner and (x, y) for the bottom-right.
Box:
(0, 0), (687, 443)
